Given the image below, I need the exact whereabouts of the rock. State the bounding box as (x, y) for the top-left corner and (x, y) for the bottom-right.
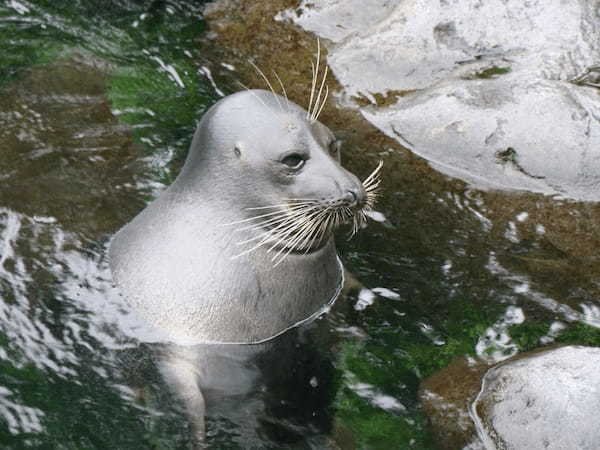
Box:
(419, 357), (489, 449)
(471, 346), (600, 449)
(281, 0), (600, 201)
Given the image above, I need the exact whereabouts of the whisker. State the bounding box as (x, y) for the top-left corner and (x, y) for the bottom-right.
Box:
(236, 206), (319, 234)
(236, 214), (300, 234)
(362, 160), (384, 187)
(236, 81), (278, 119)
(267, 208), (325, 254)
(303, 210), (334, 254)
(249, 61), (284, 113)
(307, 60), (318, 120)
(295, 208), (332, 253)
(307, 38), (324, 120)
(232, 212), (308, 258)
(311, 64), (329, 122)
(237, 206), (320, 245)
(313, 85), (329, 123)
(223, 203), (317, 226)
(272, 70), (289, 105)
(245, 201), (316, 210)
(272, 209), (330, 266)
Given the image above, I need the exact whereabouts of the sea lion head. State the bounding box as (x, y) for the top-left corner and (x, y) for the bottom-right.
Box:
(176, 89), (381, 261)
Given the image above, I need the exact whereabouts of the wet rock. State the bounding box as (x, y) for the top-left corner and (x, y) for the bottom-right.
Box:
(282, 0), (600, 201)
(419, 357), (489, 450)
(421, 346), (600, 449)
(472, 346), (600, 449)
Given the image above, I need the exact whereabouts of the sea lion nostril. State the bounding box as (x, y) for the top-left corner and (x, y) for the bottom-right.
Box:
(344, 190), (358, 206)
(345, 188), (366, 207)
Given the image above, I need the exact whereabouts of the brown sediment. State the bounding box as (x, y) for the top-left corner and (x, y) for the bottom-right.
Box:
(419, 357), (489, 449)
(353, 89), (419, 108)
(0, 56), (148, 238)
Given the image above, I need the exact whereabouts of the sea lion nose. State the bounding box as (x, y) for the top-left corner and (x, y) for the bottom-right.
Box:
(344, 186), (367, 208)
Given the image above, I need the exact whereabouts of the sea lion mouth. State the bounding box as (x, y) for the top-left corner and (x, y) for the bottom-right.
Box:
(229, 161), (383, 266)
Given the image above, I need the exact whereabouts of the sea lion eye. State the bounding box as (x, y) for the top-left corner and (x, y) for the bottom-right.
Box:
(281, 153), (305, 169)
(329, 140), (341, 156)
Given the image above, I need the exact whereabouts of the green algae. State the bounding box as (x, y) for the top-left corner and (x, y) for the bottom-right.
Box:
(108, 61), (216, 185)
(330, 298), (501, 449)
(508, 322), (551, 351)
(556, 323), (600, 346)
(0, 0), (219, 186)
(508, 320), (600, 352)
(334, 341), (435, 449)
(463, 66), (511, 80)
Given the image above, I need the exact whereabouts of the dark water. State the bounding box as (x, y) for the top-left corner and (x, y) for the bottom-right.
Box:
(1, 0), (600, 449)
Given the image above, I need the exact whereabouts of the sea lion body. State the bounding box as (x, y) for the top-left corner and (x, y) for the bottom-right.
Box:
(109, 89), (363, 345)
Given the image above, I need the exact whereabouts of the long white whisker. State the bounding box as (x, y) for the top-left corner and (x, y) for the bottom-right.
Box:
(272, 71), (289, 106)
(272, 209), (331, 266)
(307, 60), (318, 120)
(232, 213), (308, 258)
(236, 205), (319, 234)
(307, 38), (323, 120)
(267, 208), (326, 254)
(249, 61), (284, 113)
(223, 202), (316, 226)
(236, 81), (278, 120)
(245, 201), (316, 210)
(236, 213), (303, 234)
(237, 206), (320, 245)
(313, 84), (329, 122)
(296, 208), (332, 252)
(311, 64), (328, 122)
(302, 209), (334, 254)
(311, 211), (336, 249)
(362, 160), (384, 187)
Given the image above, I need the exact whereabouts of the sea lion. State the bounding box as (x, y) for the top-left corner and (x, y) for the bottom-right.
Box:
(109, 84), (381, 441)
(109, 88), (381, 346)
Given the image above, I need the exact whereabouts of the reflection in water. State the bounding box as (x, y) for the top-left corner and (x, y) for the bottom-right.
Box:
(0, 207), (153, 447)
(155, 328), (338, 446)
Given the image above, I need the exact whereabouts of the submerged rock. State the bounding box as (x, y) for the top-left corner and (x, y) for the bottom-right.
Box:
(281, 0), (600, 200)
(471, 346), (600, 449)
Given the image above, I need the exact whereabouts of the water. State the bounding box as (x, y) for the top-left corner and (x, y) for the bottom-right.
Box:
(2, 0), (600, 448)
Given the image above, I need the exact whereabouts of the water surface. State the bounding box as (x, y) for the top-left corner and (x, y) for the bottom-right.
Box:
(1, 1), (600, 449)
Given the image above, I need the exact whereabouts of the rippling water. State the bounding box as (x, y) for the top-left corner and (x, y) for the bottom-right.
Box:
(2, 0), (600, 448)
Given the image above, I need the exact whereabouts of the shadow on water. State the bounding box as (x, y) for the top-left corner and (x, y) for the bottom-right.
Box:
(2, 0), (600, 449)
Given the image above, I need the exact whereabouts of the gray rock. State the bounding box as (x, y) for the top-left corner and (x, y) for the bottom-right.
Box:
(283, 0), (600, 200)
(470, 346), (600, 450)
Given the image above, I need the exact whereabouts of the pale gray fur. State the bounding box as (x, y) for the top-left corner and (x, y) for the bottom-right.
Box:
(109, 89), (366, 346)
